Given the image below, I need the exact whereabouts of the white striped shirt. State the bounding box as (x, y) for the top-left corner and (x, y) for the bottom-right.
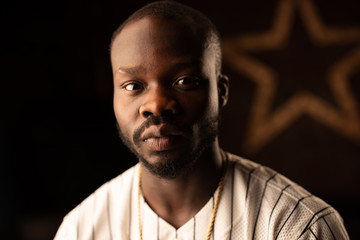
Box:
(55, 152), (349, 239)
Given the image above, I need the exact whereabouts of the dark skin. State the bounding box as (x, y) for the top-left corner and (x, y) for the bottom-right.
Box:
(111, 16), (229, 228)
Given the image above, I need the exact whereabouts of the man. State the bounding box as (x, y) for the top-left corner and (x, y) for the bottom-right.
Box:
(55, 1), (349, 239)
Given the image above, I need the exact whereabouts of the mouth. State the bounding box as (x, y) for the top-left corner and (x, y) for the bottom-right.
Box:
(144, 136), (178, 151)
(141, 124), (187, 151)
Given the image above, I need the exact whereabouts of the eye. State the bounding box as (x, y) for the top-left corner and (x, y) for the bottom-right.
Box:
(174, 77), (201, 90)
(122, 82), (144, 93)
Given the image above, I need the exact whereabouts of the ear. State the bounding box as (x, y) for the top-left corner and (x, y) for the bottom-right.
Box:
(218, 74), (229, 108)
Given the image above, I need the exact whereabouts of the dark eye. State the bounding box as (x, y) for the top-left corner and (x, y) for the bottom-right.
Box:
(123, 82), (143, 93)
(174, 77), (201, 90)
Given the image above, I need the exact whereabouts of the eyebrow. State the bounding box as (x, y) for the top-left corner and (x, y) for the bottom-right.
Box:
(167, 61), (199, 74)
(116, 66), (147, 75)
(116, 58), (200, 76)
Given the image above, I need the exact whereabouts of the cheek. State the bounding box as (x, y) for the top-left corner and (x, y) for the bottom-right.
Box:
(113, 94), (139, 136)
(201, 82), (220, 118)
(207, 85), (220, 116)
(181, 86), (219, 122)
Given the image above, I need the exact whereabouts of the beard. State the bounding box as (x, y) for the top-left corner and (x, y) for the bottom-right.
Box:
(117, 114), (218, 179)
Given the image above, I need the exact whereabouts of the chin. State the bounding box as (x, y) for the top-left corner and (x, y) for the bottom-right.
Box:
(139, 150), (197, 179)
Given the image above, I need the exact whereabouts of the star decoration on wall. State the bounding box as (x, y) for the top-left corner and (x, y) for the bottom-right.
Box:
(223, 0), (360, 154)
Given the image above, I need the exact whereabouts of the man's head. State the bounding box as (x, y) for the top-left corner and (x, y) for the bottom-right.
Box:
(110, 0), (222, 76)
(110, 1), (229, 178)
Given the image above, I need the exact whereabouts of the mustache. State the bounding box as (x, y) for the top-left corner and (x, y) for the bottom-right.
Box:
(133, 115), (192, 144)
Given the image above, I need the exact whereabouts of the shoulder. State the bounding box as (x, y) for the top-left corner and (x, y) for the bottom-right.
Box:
(226, 152), (349, 239)
(228, 152), (321, 203)
(54, 164), (139, 239)
(75, 163), (138, 215)
(228, 152), (309, 197)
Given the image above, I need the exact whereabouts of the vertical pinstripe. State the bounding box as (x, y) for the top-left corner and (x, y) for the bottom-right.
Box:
(323, 216), (336, 240)
(252, 174), (277, 240)
(129, 169), (136, 239)
(275, 195), (313, 240)
(229, 162), (235, 240)
(141, 199), (144, 237)
(246, 167), (258, 200)
(107, 188), (113, 240)
(129, 180), (132, 239)
(92, 194), (96, 240)
(267, 184), (291, 239)
(157, 216), (160, 240)
(310, 228), (319, 240)
(193, 216), (196, 240)
(299, 206), (330, 237)
(76, 211), (80, 239)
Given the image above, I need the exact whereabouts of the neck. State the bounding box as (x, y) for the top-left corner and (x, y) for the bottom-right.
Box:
(140, 140), (223, 228)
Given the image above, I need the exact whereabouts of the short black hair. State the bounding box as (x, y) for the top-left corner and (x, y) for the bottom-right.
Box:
(110, 0), (222, 75)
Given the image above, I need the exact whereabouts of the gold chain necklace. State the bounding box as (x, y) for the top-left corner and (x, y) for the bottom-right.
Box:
(137, 150), (228, 240)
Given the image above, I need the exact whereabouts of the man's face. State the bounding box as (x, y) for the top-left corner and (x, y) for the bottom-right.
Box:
(111, 17), (223, 178)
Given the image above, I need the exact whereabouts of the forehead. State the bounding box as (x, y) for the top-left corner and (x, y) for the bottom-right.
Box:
(110, 17), (207, 71)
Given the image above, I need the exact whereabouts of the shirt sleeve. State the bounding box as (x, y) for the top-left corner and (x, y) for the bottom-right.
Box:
(298, 211), (349, 240)
(53, 210), (79, 240)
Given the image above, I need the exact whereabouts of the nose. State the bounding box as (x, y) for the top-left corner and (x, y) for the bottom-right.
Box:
(139, 87), (179, 118)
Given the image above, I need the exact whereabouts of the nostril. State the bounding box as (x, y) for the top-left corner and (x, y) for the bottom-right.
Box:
(143, 111), (153, 118)
(161, 109), (174, 117)
(139, 95), (178, 118)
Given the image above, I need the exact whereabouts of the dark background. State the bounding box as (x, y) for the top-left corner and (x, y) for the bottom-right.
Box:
(1, 0), (359, 239)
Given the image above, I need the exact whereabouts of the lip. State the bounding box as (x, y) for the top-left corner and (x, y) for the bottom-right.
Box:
(141, 124), (186, 151)
(144, 136), (177, 151)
